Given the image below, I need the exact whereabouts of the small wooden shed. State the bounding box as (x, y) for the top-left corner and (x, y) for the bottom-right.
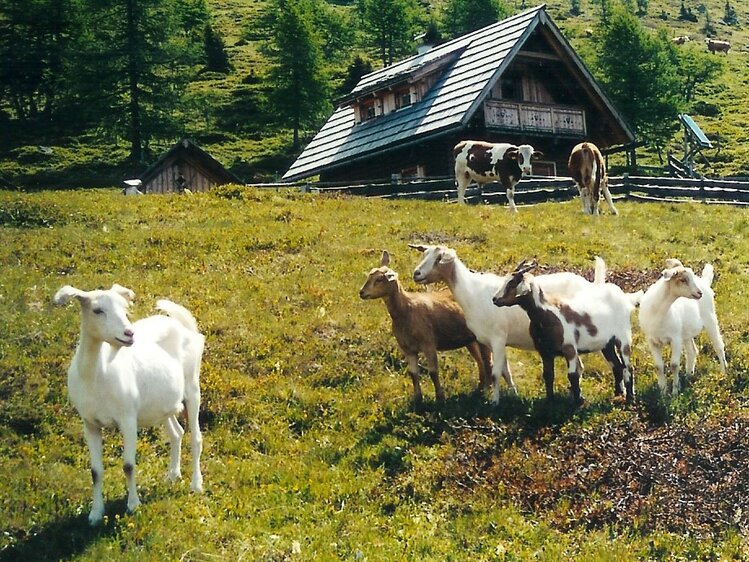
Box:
(140, 139), (242, 194)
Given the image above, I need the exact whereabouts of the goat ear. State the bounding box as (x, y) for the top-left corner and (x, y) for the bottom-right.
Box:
(516, 274), (533, 295)
(408, 244), (428, 253)
(440, 249), (456, 263)
(110, 284), (135, 303)
(661, 267), (677, 280)
(664, 258), (683, 269)
(380, 250), (391, 267)
(53, 285), (88, 306)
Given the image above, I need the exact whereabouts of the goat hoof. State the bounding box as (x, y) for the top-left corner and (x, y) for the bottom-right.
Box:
(88, 509), (104, 526)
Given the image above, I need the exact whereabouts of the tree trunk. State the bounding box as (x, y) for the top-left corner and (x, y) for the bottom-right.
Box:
(126, 0), (142, 162)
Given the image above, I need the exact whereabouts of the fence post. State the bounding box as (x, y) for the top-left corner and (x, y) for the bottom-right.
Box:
(622, 173), (630, 198)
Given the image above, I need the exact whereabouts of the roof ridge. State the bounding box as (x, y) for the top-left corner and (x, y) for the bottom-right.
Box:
(353, 5), (547, 89)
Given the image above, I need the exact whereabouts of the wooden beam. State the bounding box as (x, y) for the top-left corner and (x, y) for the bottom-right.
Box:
(516, 50), (561, 62)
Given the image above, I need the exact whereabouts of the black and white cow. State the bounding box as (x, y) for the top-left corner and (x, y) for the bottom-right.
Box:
(453, 140), (542, 212)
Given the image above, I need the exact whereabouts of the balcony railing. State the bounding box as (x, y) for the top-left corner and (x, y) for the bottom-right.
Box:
(484, 100), (586, 136)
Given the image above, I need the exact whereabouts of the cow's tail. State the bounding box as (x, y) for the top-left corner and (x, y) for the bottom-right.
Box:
(580, 144), (595, 187)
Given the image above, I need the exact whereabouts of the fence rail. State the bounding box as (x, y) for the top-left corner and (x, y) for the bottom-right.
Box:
(255, 175), (749, 207)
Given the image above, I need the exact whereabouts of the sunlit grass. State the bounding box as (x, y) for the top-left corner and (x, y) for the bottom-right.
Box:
(1, 188), (749, 560)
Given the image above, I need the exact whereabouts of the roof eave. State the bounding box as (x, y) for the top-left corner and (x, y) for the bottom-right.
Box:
(282, 124), (462, 182)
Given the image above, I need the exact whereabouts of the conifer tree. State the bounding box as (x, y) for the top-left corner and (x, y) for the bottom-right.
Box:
(264, 0), (329, 149)
(0, 0), (82, 131)
(723, 1), (738, 25)
(75, 0), (209, 161)
(204, 24), (231, 73)
(595, 5), (681, 152)
(359, 0), (419, 66)
(440, 0), (509, 38)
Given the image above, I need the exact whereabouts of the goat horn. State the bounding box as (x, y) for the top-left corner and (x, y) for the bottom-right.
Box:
(513, 259), (537, 274)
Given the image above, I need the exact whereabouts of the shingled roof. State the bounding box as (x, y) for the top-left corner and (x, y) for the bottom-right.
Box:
(140, 139), (243, 186)
(283, 4), (633, 181)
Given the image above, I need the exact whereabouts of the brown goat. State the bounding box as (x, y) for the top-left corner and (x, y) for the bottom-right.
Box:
(359, 250), (492, 404)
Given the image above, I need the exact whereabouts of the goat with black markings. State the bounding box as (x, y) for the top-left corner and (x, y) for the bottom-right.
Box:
(492, 261), (640, 404)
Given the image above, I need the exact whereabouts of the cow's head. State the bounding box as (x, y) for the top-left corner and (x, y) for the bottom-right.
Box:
(509, 145), (543, 175)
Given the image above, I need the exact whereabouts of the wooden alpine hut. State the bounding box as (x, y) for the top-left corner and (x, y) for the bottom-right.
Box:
(140, 139), (242, 194)
(283, 5), (635, 183)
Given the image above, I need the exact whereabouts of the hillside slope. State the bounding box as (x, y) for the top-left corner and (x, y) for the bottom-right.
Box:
(1, 0), (747, 186)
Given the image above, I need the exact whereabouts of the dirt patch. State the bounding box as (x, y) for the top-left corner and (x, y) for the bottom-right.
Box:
(533, 263), (661, 293)
(440, 415), (749, 537)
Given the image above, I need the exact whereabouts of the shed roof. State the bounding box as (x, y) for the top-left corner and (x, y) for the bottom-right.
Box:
(283, 5), (634, 181)
(140, 139), (243, 186)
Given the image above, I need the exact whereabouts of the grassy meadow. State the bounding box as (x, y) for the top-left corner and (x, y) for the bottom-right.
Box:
(2, 188), (749, 560)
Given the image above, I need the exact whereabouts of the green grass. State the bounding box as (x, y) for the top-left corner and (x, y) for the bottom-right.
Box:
(2, 188), (749, 560)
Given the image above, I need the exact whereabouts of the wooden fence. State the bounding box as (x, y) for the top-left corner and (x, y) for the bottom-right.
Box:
(279, 175), (749, 207)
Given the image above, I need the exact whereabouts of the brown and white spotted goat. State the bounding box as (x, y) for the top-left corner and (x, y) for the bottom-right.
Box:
(453, 140), (543, 211)
(492, 261), (640, 404)
(568, 142), (618, 215)
(359, 250), (492, 405)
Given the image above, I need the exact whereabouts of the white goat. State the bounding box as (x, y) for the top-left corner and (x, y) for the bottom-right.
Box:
(410, 245), (605, 404)
(53, 284), (204, 525)
(638, 259), (727, 395)
(492, 263), (640, 404)
(359, 250), (492, 404)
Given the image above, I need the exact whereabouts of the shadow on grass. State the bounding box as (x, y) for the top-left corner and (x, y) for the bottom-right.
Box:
(354, 388), (623, 477)
(0, 499), (126, 562)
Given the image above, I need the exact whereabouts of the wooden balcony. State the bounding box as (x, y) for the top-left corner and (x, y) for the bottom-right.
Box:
(483, 100), (586, 136)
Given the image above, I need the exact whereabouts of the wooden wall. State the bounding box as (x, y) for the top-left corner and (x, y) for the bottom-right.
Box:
(143, 157), (218, 194)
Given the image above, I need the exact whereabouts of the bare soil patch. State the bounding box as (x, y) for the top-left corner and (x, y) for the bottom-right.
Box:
(440, 414), (749, 538)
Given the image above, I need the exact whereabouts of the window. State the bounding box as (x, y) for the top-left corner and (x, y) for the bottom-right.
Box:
(359, 99), (377, 122)
(500, 74), (523, 101)
(400, 165), (425, 179)
(394, 88), (412, 109)
(531, 161), (557, 176)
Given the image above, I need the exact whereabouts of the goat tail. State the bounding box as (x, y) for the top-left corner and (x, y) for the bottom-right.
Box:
(593, 256), (606, 284)
(156, 299), (200, 333)
(701, 263), (715, 287)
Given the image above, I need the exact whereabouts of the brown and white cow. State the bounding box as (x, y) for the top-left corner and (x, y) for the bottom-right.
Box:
(672, 35), (690, 45)
(568, 142), (617, 216)
(706, 38), (730, 54)
(453, 140), (542, 212)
